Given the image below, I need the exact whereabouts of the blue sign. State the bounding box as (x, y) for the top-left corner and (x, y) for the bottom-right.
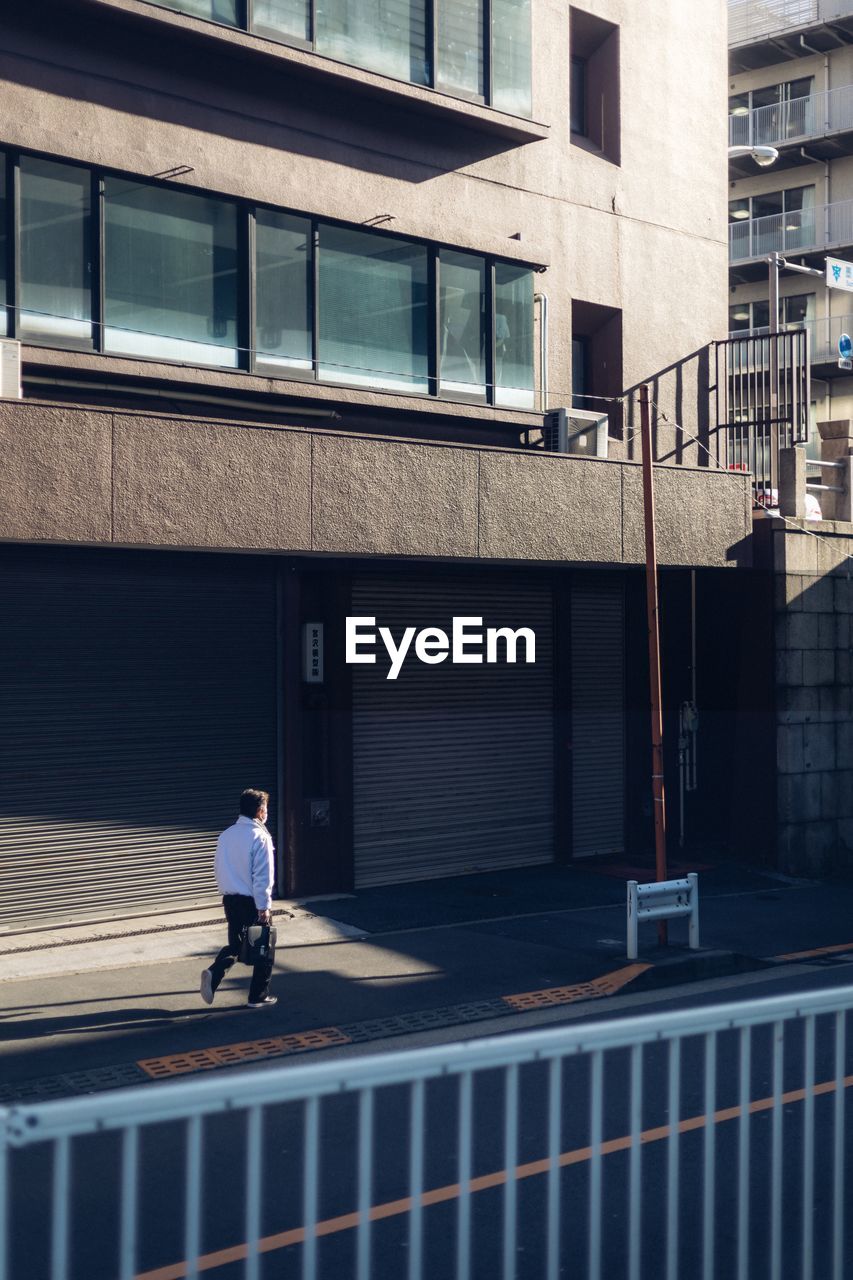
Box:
(839, 333), (853, 359)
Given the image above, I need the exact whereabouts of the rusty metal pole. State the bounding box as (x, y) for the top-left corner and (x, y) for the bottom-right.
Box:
(639, 383), (668, 944)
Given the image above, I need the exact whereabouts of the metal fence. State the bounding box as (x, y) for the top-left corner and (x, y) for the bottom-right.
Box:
(3, 980), (853, 1279)
(729, 197), (853, 265)
(729, 0), (853, 46)
(715, 329), (811, 495)
(729, 84), (853, 149)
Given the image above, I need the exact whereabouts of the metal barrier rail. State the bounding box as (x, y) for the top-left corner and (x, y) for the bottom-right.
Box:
(729, 84), (853, 150)
(3, 981), (853, 1279)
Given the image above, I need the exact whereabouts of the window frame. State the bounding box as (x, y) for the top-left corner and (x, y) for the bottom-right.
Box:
(143, 0), (532, 116)
(3, 146), (539, 409)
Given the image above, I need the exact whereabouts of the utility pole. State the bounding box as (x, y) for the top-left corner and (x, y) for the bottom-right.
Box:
(639, 384), (668, 944)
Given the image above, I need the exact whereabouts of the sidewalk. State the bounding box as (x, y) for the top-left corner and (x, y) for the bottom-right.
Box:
(3, 859), (853, 1104)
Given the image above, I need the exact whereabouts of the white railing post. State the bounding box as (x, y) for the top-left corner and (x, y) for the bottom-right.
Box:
(627, 880), (639, 960)
(0, 1109), (7, 1280)
(688, 872), (700, 949)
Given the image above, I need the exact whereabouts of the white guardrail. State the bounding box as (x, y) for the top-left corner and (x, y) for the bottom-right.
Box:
(626, 873), (699, 960)
(3, 981), (853, 1279)
(729, 84), (853, 150)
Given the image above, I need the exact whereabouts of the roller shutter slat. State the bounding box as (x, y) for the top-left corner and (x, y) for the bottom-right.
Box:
(352, 578), (554, 886)
(0, 550), (276, 926)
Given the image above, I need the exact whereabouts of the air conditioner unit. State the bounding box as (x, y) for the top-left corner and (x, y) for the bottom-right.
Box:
(543, 407), (608, 458)
(0, 339), (22, 399)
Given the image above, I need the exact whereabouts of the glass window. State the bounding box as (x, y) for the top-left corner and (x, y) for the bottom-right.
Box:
(316, 0), (428, 84)
(104, 179), (239, 367)
(318, 225), (429, 391)
(157, 0), (238, 23)
(752, 300), (770, 329)
(752, 191), (783, 219)
(729, 92), (750, 117)
(437, 0), (484, 100)
(254, 210), (312, 373)
(492, 0), (532, 116)
(439, 249), (486, 400)
(494, 263), (534, 408)
(728, 197), (751, 223)
(19, 157), (93, 348)
(0, 160), (6, 337)
(253, 0), (311, 42)
(729, 303), (750, 333)
(571, 56), (587, 134)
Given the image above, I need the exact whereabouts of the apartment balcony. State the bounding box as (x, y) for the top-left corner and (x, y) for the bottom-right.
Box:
(729, 0), (853, 70)
(729, 197), (853, 272)
(729, 85), (853, 175)
(731, 315), (853, 370)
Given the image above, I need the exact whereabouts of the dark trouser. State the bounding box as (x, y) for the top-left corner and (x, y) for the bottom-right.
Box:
(209, 894), (274, 1004)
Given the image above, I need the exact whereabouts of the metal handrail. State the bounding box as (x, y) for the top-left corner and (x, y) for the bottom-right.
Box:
(729, 197), (853, 263)
(7, 979), (853, 1143)
(729, 0), (853, 47)
(729, 83), (853, 149)
(4, 978), (853, 1280)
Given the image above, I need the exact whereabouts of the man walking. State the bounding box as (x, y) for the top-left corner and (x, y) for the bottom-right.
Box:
(201, 788), (277, 1008)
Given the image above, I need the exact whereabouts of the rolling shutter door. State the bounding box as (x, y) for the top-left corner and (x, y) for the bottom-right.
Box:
(352, 577), (554, 886)
(0, 549), (277, 926)
(571, 575), (625, 857)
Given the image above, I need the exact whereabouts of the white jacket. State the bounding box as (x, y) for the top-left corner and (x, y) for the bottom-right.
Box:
(214, 815), (275, 910)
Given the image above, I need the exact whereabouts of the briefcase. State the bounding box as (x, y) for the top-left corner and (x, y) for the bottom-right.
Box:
(239, 924), (277, 966)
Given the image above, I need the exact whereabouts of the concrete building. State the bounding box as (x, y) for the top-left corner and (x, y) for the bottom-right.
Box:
(728, 0), (853, 437)
(0, 0), (754, 929)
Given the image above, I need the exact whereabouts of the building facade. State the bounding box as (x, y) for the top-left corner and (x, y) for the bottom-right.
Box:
(0, 0), (748, 928)
(728, 0), (853, 437)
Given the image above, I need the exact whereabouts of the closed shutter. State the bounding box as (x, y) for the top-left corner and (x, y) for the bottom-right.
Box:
(0, 549), (277, 926)
(571, 575), (625, 857)
(352, 577), (553, 886)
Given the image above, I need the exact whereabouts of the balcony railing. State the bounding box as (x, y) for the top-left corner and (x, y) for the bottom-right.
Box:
(734, 314), (853, 362)
(729, 196), (853, 263)
(729, 0), (853, 46)
(729, 83), (853, 148)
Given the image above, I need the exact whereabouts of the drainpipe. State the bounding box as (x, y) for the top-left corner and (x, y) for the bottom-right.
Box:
(534, 292), (548, 412)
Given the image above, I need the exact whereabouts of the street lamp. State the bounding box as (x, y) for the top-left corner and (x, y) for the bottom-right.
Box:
(727, 144), (780, 167)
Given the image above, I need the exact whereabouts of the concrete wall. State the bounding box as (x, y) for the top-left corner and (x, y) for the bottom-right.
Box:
(773, 521), (853, 873)
(2, 0), (730, 462)
(0, 399), (753, 567)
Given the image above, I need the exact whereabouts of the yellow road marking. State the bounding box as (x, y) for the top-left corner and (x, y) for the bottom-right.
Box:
(503, 963), (652, 1010)
(137, 1063), (853, 1279)
(138, 1028), (351, 1078)
(774, 940), (853, 962)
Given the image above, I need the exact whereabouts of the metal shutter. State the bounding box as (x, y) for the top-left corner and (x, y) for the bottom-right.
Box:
(352, 577), (554, 886)
(0, 549), (277, 926)
(571, 575), (625, 857)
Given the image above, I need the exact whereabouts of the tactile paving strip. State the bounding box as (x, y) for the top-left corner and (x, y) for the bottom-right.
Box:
(138, 1027), (352, 1079)
(503, 963), (652, 1011)
(0, 1062), (147, 1105)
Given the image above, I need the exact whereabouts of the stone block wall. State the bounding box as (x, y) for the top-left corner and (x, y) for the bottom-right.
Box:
(774, 523), (853, 874)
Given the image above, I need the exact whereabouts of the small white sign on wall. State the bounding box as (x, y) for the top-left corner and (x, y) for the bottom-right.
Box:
(303, 623), (324, 683)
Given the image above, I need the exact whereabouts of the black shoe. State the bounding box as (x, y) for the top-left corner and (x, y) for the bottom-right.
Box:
(200, 969), (214, 1005)
(247, 995), (278, 1008)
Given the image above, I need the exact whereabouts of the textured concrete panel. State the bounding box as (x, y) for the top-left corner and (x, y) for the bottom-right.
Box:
(113, 414), (311, 550)
(478, 454), (622, 564)
(311, 435), (478, 558)
(0, 401), (112, 543)
(622, 466), (752, 568)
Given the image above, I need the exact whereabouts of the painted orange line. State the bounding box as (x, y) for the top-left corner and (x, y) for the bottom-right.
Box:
(134, 1071), (853, 1280)
(774, 940), (853, 962)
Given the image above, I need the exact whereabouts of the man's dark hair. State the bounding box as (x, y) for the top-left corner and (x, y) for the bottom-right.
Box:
(239, 789), (269, 819)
